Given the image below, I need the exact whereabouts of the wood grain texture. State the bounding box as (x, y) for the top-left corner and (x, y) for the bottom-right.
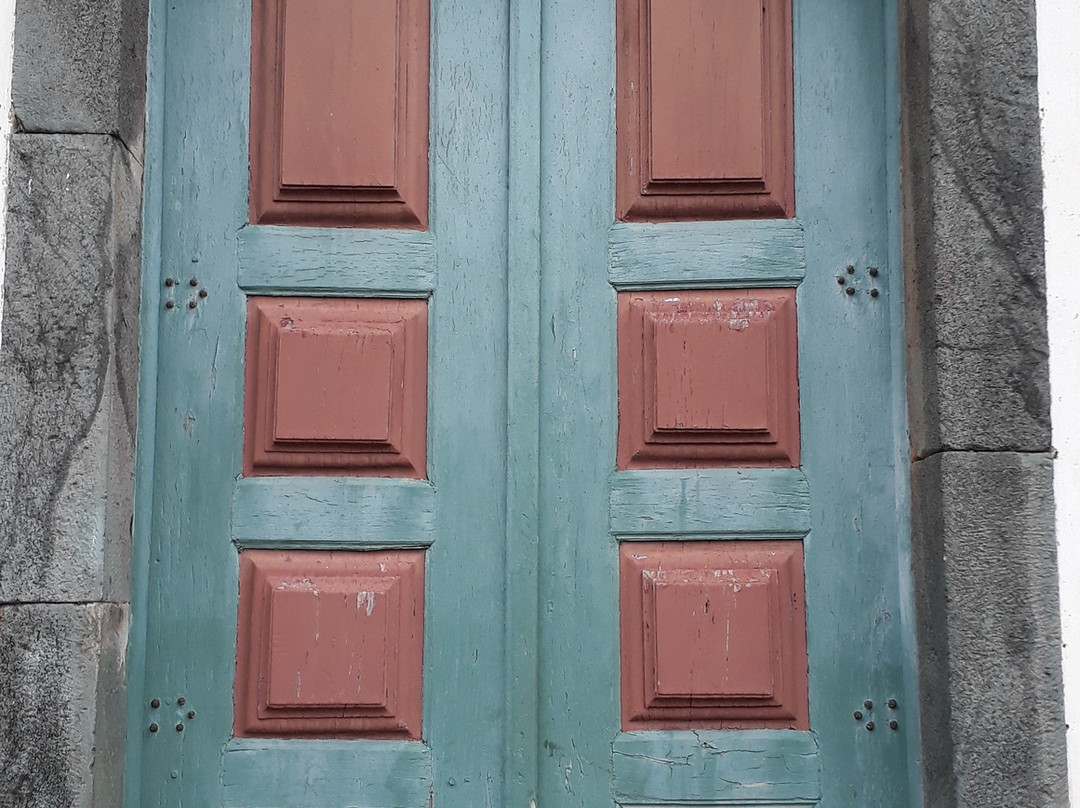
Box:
(221, 739), (432, 807)
(250, 0), (429, 227)
(620, 541), (808, 730)
(608, 219), (806, 290)
(243, 297), (427, 477)
(610, 469), (811, 537)
(235, 549), (424, 738)
(617, 0), (794, 220)
(130, 0), (511, 805)
(232, 477), (436, 547)
(237, 225), (436, 296)
(612, 730), (820, 804)
(617, 289), (800, 469)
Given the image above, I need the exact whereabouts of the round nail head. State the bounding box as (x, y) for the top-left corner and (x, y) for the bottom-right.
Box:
(148, 723), (159, 733)
(150, 698), (160, 709)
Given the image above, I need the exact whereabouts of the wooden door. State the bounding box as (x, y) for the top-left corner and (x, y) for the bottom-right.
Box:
(127, 1), (918, 807)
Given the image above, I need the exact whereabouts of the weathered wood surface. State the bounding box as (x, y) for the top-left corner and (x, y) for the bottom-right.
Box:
(608, 220), (806, 289)
(610, 469), (811, 537)
(221, 739), (432, 807)
(237, 225), (435, 296)
(612, 730), (821, 804)
(232, 478), (436, 547)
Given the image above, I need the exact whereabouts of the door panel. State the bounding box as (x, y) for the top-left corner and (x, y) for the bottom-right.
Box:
(128, 1), (917, 806)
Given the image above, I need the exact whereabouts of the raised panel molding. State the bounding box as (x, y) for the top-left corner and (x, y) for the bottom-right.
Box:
(235, 550), (425, 738)
(617, 0), (794, 221)
(244, 297), (427, 477)
(620, 542), (808, 730)
(250, 0), (429, 228)
(617, 290), (799, 469)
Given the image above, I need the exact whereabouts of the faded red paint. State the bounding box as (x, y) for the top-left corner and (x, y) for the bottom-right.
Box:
(617, 290), (799, 469)
(620, 541), (808, 730)
(244, 297), (427, 478)
(235, 549), (425, 739)
(617, 0), (794, 220)
(250, 0), (429, 228)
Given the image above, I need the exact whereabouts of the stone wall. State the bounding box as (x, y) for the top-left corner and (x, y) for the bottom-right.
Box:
(901, 0), (1069, 803)
(0, 1), (146, 806)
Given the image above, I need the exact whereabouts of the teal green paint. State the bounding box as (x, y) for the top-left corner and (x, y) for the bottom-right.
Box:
(123, 0), (166, 803)
(791, 0), (918, 803)
(609, 219), (807, 290)
(238, 225), (436, 297)
(536, 2), (621, 807)
(221, 740), (432, 807)
(613, 730), (821, 804)
(610, 469), (812, 538)
(504, 0), (543, 806)
(128, 0), (510, 805)
(231, 478), (436, 548)
(130, 0), (917, 806)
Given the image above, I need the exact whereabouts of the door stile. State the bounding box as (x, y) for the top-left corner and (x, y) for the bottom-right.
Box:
(537, 1), (622, 806)
(124, 0), (167, 804)
(505, 0), (544, 806)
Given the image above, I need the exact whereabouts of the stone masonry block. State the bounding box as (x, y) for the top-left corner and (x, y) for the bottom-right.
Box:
(12, 0), (148, 148)
(911, 451), (1066, 807)
(0, 135), (141, 604)
(902, 0), (1050, 455)
(0, 603), (129, 808)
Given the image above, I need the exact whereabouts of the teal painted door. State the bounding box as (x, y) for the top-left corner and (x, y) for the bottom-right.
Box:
(128, 1), (919, 807)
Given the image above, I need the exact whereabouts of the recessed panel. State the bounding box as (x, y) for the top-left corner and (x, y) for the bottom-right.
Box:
(251, 0), (429, 227)
(235, 549), (424, 738)
(618, 290), (799, 469)
(617, 0), (794, 220)
(647, 570), (777, 700)
(620, 541), (808, 730)
(244, 297), (427, 477)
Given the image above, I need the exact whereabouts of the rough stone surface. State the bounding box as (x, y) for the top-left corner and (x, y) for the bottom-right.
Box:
(0, 603), (128, 808)
(12, 0), (148, 149)
(911, 451), (1067, 807)
(0, 134), (141, 604)
(902, 0), (1051, 455)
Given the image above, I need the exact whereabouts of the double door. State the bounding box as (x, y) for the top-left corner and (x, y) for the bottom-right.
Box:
(127, 1), (918, 806)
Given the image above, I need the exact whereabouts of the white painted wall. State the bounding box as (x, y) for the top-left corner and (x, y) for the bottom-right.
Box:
(1039, 0), (1080, 801)
(0, 0), (15, 352)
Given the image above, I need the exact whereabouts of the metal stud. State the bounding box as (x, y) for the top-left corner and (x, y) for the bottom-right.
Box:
(846, 265), (855, 274)
(187, 710), (196, 720)
(188, 300), (197, 309)
(864, 700), (873, 710)
(868, 267), (879, 277)
(889, 720), (899, 730)
(189, 277), (199, 287)
(165, 300), (175, 309)
(164, 278), (175, 287)
(175, 722), (184, 732)
(865, 721), (875, 731)
(177, 697), (186, 706)
(837, 275), (846, 285)
(198, 289), (208, 298)
(853, 710), (863, 721)
(870, 288), (880, 298)
(888, 698), (898, 709)
(148, 723), (159, 733)
(150, 698), (160, 709)
(846, 287), (856, 296)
